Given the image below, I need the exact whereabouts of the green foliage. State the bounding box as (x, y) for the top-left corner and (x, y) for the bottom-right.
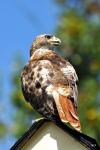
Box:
(0, 122), (7, 138)
(9, 0), (100, 145)
(0, 73), (7, 139)
(55, 0), (100, 144)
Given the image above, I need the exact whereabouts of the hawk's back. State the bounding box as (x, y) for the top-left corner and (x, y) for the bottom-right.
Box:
(21, 48), (78, 119)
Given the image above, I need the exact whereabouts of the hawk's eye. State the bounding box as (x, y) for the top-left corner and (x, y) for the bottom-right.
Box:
(45, 35), (52, 39)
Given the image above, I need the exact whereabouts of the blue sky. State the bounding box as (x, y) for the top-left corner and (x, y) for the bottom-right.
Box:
(0, 0), (59, 149)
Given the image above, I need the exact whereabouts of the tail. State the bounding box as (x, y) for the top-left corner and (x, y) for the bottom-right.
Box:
(53, 91), (81, 132)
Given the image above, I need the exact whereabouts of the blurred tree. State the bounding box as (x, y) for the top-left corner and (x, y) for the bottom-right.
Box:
(0, 122), (7, 138)
(55, 0), (100, 144)
(9, 0), (100, 145)
(0, 72), (7, 138)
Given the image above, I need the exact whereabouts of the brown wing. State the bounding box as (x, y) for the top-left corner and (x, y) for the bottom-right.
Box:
(52, 89), (81, 131)
(54, 90), (81, 131)
(50, 59), (81, 131)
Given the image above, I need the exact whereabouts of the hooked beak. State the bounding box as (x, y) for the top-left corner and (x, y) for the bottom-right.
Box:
(48, 36), (61, 46)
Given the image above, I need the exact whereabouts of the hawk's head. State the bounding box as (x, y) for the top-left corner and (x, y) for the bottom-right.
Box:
(30, 34), (61, 56)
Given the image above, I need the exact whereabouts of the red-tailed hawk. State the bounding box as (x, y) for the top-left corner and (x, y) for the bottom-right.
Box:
(21, 34), (81, 131)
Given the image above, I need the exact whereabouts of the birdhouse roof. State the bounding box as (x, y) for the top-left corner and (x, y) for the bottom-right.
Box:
(10, 118), (100, 150)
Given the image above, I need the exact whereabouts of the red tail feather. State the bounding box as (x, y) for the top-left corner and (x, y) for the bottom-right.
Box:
(58, 94), (81, 131)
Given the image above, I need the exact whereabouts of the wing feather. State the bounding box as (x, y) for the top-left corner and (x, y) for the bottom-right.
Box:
(52, 90), (81, 132)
